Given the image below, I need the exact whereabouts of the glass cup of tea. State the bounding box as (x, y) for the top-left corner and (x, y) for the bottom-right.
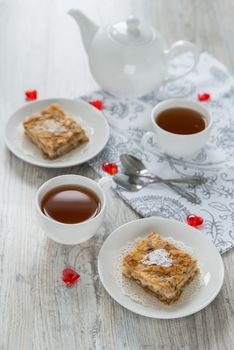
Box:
(35, 175), (107, 244)
(142, 99), (212, 158)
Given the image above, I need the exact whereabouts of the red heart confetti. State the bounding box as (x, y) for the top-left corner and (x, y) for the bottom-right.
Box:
(62, 268), (80, 286)
(25, 89), (38, 101)
(197, 93), (210, 102)
(187, 214), (204, 227)
(89, 99), (103, 110)
(102, 162), (118, 175)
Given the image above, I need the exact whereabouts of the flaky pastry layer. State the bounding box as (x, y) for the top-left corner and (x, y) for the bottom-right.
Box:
(122, 232), (199, 304)
(23, 103), (89, 159)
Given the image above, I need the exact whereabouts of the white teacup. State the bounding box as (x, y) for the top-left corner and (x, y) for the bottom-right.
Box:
(35, 175), (106, 245)
(142, 99), (212, 158)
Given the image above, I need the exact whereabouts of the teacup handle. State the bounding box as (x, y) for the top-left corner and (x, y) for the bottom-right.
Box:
(141, 131), (157, 151)
(97, 176), (113, 190)
(164, 40), (200, 82)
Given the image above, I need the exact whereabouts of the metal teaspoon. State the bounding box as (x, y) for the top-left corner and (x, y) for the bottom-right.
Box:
(120, 153), (207, 185)
(113, 174), (202, 204)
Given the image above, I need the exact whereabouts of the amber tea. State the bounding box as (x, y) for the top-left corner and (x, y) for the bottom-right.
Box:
(41, 185), (101, 224)
(156, 107), (206, 135)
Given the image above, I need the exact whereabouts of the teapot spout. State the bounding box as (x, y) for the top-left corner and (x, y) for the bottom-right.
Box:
(68, 9), (98, 53)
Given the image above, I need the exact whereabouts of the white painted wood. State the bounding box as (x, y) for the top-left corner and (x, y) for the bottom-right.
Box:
(0, 0), (234, 349)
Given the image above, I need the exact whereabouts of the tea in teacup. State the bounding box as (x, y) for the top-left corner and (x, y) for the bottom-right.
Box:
(155, 107), (207, 135)
(41, 185), (101, 224)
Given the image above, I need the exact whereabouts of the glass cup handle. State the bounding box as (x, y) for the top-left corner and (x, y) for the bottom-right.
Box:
(164, 40), (200, 82)
(141, 131), (157, 151)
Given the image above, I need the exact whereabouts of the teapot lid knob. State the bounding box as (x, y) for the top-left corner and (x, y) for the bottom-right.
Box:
(109, 15), (154, 46)
(126, 16), (140, 36)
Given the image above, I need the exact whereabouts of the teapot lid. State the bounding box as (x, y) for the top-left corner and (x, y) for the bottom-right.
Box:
(108, 15), (154, 46)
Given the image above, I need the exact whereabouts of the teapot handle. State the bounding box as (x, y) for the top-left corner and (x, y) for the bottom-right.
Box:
(164, 40), (200, 82)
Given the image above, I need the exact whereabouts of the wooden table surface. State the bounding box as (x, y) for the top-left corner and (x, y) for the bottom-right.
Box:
(1, 0), (234, 349)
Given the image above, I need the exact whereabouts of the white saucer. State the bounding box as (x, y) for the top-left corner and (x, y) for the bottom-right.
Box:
(98, 217), (224, 319)
(5, 98), (110, 168)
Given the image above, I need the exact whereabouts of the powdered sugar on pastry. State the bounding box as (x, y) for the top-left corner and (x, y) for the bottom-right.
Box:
(141, 249), (172, 267)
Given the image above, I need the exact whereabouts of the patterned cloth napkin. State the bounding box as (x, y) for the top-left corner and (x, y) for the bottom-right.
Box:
(81, 52), (234, 254)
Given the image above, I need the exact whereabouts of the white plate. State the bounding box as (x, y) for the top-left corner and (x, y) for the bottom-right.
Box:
(98, 217), (224, 319)
(5, 98), (110, 168)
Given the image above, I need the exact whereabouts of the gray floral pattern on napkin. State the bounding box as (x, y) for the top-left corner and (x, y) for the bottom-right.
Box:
(81, 52), (234, 254)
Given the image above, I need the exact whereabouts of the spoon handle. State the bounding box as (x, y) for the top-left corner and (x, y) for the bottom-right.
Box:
(156, 176), (201, 204)
(138, 175), (201, 204)
(166, 177), (207, 185)
(158, 176), (206, 185)
(165, 182), (202, 204)
(129, 175), (202, 204)
(127, 172), (207, 185)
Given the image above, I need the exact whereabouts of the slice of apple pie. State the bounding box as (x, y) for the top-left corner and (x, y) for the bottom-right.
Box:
(23, 103), (89, 159)
(122, 232), (199, 304)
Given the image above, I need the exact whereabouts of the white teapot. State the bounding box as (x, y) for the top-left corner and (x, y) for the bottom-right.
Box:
(68, 9), (199, 98)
